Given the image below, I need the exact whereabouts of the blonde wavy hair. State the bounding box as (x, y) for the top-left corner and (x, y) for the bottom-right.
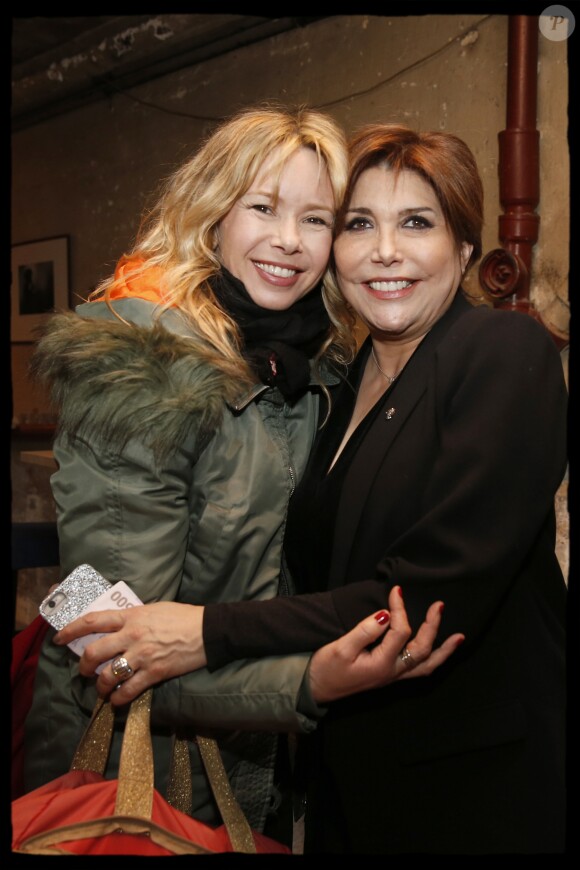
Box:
(93, 103), (357, 386)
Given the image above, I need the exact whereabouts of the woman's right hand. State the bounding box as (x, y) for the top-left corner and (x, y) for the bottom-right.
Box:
(308, 586), (464, 703)
(54, 601), (207, 705)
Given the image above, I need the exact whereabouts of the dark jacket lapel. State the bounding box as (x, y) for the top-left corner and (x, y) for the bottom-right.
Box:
(328, 293), (471, 588)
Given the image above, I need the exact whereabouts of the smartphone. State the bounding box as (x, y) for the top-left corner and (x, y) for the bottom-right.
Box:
(39, 564), (112, 631)
(39, 564), (143, 672)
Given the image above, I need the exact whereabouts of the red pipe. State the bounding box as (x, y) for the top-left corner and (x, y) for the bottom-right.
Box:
(479, 15), (539, 312)
(498, 14), (540, 301)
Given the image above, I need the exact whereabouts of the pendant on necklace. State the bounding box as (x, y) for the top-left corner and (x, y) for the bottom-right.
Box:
(371, 346), (399, 384)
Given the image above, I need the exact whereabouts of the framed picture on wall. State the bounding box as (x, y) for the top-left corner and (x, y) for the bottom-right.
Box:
(11, 235), (70, 342)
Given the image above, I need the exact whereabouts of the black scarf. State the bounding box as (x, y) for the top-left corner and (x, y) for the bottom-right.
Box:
(210, 267), (331, 398)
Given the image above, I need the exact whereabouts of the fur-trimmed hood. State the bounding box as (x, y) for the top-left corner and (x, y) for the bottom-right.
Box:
(31, 309), (242, 461)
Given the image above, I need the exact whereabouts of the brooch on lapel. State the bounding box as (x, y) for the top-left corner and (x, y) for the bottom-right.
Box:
(385, 407), (396, 420)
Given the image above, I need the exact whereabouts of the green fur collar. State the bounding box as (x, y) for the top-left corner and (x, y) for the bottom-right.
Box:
(31, 311), (241, 461)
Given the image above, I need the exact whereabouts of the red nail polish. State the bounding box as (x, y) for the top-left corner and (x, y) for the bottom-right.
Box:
(439, 603), (445, 615)
(455, 636), (465, 647)
(397, 586), (403, 598)
(374, 610), (390, 625)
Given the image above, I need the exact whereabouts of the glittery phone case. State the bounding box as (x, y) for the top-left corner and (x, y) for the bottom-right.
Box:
(39, 564), (111, 631)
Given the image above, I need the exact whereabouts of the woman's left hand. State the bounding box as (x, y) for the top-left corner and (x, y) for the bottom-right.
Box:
(308, 586), (464, 703)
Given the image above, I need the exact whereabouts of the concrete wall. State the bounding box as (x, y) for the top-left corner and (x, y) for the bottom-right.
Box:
(11, 14), (570, 600)
(11, 14), (569, 420)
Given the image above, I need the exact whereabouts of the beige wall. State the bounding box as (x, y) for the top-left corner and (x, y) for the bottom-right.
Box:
(11, 13), (569, 420)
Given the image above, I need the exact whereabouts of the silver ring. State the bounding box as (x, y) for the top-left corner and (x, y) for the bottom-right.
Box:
(399, 647), (416, 670)
(111, 655), (133, 681)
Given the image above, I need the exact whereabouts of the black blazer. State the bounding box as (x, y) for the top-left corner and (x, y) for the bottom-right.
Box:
(204, 293), (568, 853)
(300, 293), (568, 854)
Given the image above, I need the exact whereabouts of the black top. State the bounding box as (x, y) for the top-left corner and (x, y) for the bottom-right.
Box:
(285, 359), (390, 592)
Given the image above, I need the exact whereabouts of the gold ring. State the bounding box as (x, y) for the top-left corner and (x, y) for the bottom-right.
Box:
(111, 655), (133, 681)
(399, 647), (416, 669)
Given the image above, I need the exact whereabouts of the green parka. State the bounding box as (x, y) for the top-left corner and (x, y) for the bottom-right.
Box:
(24, 295), (337, 830)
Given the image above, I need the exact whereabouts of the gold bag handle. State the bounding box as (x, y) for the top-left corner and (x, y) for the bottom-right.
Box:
(70, 688), (256, 854)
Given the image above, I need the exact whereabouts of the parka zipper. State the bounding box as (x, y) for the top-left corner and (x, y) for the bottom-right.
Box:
(288, 464), (296, 497)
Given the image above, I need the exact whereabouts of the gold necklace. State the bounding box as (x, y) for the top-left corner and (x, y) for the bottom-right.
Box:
(371, 346), (399, 384)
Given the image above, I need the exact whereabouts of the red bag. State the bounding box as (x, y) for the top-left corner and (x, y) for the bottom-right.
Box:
(11, 615), (49, 800)
(12, 688), (290, 855)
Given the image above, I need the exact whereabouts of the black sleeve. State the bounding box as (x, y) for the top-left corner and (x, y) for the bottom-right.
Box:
(203, 581), (391, 671)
